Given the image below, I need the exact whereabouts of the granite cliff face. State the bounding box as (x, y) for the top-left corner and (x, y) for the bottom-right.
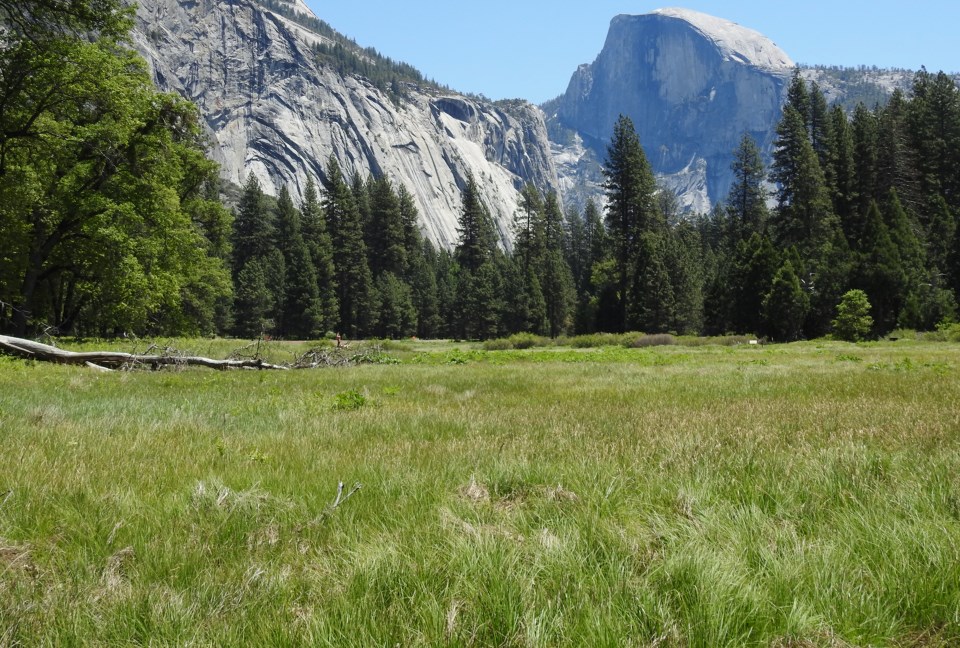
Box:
(131, 0), (559, 249)
(132, 1), (919, 235)
(550, 8), (795, 213)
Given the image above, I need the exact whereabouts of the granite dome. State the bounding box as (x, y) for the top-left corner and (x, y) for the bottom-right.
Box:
(648, 8), (794, 72)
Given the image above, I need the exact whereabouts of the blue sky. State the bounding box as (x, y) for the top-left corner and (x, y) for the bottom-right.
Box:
(304, 1), (959, 103)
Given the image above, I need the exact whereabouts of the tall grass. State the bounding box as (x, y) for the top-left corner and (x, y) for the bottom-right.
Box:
(0, 340), (958, 645)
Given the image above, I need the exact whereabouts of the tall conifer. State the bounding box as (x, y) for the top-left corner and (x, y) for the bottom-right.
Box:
(603, 114), (661, 331)
(324, 156), (375, 337)
(300, 177), (339, 332)
(275, 185), (322, 338)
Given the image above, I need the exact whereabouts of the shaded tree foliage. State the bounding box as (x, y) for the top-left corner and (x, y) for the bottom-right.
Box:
(0, 0), (231, 336)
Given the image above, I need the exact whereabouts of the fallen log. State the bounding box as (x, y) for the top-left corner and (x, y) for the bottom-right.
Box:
(0, 335), (289, 371)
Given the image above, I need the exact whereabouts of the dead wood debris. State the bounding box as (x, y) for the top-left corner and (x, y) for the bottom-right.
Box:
(0, 335), (391, 372)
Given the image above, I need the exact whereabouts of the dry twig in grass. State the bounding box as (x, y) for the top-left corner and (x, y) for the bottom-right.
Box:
(331, 481), (363, 509)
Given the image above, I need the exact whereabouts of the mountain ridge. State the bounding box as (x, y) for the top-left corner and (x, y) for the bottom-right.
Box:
(131, 2), (932, 244)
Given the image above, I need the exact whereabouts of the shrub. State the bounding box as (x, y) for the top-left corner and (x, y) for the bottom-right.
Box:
(509, 332), (548, 349)
(887, 328), (917, 341)
(331, 389), (367, 411)
(832, 290), (873, 342)
(482, 338), (514, 351)
(836, 354), (863, 362)
(371, 338), (405, 351)
(619, 331), (645, 348)
(569, 333), (626, 348)
(937, 321), (960, 342)
(631, 333), (677, 348)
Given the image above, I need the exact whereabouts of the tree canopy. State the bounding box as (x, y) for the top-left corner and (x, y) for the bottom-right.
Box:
(0, 1), (231, 335)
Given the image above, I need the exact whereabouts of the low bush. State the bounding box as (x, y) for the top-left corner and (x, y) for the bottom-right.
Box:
(509, 332), (548, 349)
(631, 333), (677, 348)
(482, 338), (513, 351)
(918, 321), (960, 342)
(887, 328), (917, 341)
(569, 332), (630, 348)
(940, 322), (960, 342)
(369, 338), (406, 351)
(619, 331), (645, 348)
(331, 389), (367, 411)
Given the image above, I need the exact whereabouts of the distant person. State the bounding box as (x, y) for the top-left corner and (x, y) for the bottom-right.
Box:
(336, 333), (342, 348)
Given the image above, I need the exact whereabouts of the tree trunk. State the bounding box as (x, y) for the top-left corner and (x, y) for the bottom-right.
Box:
(0, 335), (289, 370)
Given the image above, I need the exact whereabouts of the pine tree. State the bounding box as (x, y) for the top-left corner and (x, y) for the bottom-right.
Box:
(883, 189), (926, 291)
(367, 175), (407, 277)
(456, 262), (501, 340)
(771, 106), (807, 215)
(830, 105), (858, 226)
(502, 258), (547, 334)
(667, 223), (705, 335)
(727, 133), (769, 240)
(585, 200), (609, 272)
(230, 174), (284, 336)
(509, 184), (548, 334)
(231, 174), (275, 277)
(809, 82), (835, 190)
(373, 272), (416, 339)
(261, 247), (286, 333)
(804, 231), (853, 339)
(877, 90), (921, 213)
(454, 175), (501, 338)
(730, 233), (780, 335)
(391, 183), (440, 336)
(455, 174), (498, 272)
(275, 185), (322, 338)
(352, 173), (372, 234)
(851, 103), (879, 225)
(300, 177), (339, 332)
(763, 260), (809, 342)
(514, 184), (546, 273)
(407, 239), (440, 338)
(907, 71), (960, 301)
(233, 259), (274, 338)
(851, 201), (907, 335)
(771, 106), (840, 258)
(432, 248), (459, 339)
(564, 204), (589, 294)
(786, 68), (811, 129)
(831, 289), (873, 341)
(896, 184), (957, 330)
(926, 194), (956, 277)
(628, 233), (674, 333)
(908, 69), (960, 213)
(603, 114), (661, 331)
(323, 156), (375, 338)
(567, 200), (610, 333)
(397, 184), (423, 276)
(541, 192), (576, 337)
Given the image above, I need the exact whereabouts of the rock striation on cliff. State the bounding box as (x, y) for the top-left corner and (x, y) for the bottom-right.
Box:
(131, 0), (560, 249)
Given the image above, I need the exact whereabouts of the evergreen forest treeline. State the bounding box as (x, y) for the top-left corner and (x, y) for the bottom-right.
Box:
(2, 2), (960, 342)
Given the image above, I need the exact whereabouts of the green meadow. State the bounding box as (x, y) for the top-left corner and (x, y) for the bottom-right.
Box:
(1, 339), (959, 646)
